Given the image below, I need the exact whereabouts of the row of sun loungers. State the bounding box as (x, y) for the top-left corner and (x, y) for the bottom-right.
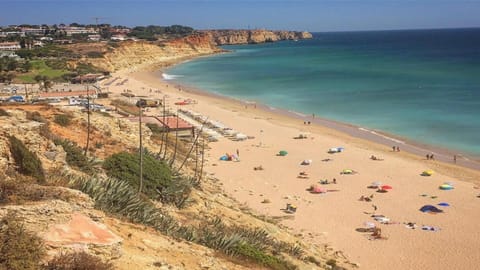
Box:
(178, 109), (249, 142)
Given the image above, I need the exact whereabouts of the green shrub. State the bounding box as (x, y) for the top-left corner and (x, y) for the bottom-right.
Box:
(53, 114), (71, 127)
(0, 109), (9, 117)
(44, 251), (113, 270)
(0, 212), (45, 270)
(54, 139), (94, 174)
(86, 51), (104, 58)
(234, 243), (297, 270)
(25, 111), (46, 123)
(326, 259), (337, 267)
(103, 151), (172, 200)
(94, 142), (103, 149)
(8, 136), (45, 183)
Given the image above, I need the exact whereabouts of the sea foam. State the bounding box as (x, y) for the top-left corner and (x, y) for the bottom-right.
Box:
(162, 73), (183, 80)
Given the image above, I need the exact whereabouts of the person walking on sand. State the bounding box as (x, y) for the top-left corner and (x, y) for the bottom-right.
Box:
(392, 146), (396, 152)
(236, 149), (240, 157)
(396, 146), (400, 152)
(454, 155), (457, 163)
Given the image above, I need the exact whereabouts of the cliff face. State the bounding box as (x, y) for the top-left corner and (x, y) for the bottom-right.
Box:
(86, 30), (312, 72)
(203, 29), (313, 45)
(87, 33), (220, 72)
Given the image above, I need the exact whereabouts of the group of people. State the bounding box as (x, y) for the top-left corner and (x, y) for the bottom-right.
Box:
(392, 146), (400, 152)
(426, 154), (435, 160)
(320, 178), (337, 184)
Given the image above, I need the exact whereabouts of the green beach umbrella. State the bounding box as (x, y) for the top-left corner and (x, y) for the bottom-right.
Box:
(279, 150), (288, 156)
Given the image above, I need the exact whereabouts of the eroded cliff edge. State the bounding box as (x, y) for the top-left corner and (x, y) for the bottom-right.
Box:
(204, 29), (313, 45)
(86, 29), (312, 72)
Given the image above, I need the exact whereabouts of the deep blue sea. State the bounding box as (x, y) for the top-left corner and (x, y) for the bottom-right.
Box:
(165, 28), (480, 157)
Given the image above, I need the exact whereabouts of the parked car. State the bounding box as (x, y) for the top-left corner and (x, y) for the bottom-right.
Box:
(6, 95), (25, 102)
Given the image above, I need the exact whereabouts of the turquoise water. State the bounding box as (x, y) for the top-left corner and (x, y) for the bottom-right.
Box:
(166, 29), (480, 156)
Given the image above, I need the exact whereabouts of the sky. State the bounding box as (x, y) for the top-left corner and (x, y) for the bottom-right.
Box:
(1, 0), (479, 32)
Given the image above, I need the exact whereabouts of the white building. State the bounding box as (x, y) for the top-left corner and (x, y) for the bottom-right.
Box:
(0, 42), (21, 51)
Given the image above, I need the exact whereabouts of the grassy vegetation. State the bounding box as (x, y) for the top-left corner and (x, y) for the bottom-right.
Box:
(44, 251), (114, 270)
(103, 151), (172, 200)
(16, 59), (69, 83)
(0, 213), (45, 270)
(8, 136), (45, 183)
(54, 139), (95, 175)
(53, 114), (72, 127)
(0, 108), (10, 117)
(66, 170), (303, 270)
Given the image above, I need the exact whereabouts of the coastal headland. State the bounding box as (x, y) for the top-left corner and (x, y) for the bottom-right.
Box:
(96, 31), (480, 270)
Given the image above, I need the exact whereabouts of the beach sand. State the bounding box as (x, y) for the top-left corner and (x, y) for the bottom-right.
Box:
(101, 67), (480, 269)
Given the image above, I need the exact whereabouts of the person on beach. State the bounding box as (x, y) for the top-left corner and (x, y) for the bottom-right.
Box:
(396, 146), (400, 152)
(392, 146), (396, 152)
(454, 155), (457, 163)
(430, 154), (434, 160)
(426, 154), (430, 160)
(236, 149), (240, 157)
(333, 178), (337, 184)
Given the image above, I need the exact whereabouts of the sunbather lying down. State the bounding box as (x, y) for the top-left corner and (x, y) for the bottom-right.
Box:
(370, 155), (384, 161)
(254, 165), (264, 170)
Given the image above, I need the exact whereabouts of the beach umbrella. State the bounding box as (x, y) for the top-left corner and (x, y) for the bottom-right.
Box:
(420, 205), (443, 213)
(422, 170), (434, 176)
(312, 186), (327, 193)
(381, 185), (393, 190)
(279, 150), (288, 156)
(342, 169), (353, 174)
(439, 184), (454, 190)
(438, 202), (450, 207)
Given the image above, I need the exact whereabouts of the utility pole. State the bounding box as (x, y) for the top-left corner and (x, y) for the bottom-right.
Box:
(138, 101), (144, 194)
(84, 83), (91, 156)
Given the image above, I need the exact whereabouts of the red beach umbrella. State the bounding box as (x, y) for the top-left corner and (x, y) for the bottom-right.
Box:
(381, 185), (393, 190)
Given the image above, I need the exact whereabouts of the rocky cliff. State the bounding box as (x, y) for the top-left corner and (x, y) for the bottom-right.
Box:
(87, 33), (221, 72)
(203, 29), (313, 45)
(86, 29), (312, 73)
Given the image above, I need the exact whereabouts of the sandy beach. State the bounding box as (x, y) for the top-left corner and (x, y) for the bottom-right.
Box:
(100, 65), (480, 269)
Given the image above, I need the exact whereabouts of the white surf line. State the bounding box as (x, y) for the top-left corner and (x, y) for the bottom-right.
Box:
(358, 127), (405, 144)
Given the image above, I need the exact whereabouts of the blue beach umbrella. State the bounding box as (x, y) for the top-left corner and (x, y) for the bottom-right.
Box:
(438, 202), (450, 207)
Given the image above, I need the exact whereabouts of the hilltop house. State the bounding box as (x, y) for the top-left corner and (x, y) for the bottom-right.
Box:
(0, 42), (21, 51)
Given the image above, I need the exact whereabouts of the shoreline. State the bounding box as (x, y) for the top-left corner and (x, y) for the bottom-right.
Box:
(108, 58), (480, 270)
(157, 64), (480, 173)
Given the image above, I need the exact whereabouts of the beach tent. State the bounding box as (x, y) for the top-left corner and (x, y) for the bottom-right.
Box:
(439, 184), (454, 190)
(420, 205), (443, 213)
(422, 170), (434, 176)
(279, 150), (288, 156)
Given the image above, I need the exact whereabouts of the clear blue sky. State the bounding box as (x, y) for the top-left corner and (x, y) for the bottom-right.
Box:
(1, 0), (479, 32)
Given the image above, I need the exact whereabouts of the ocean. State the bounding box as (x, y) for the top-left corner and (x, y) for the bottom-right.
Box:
(165, 28), (480, 157)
